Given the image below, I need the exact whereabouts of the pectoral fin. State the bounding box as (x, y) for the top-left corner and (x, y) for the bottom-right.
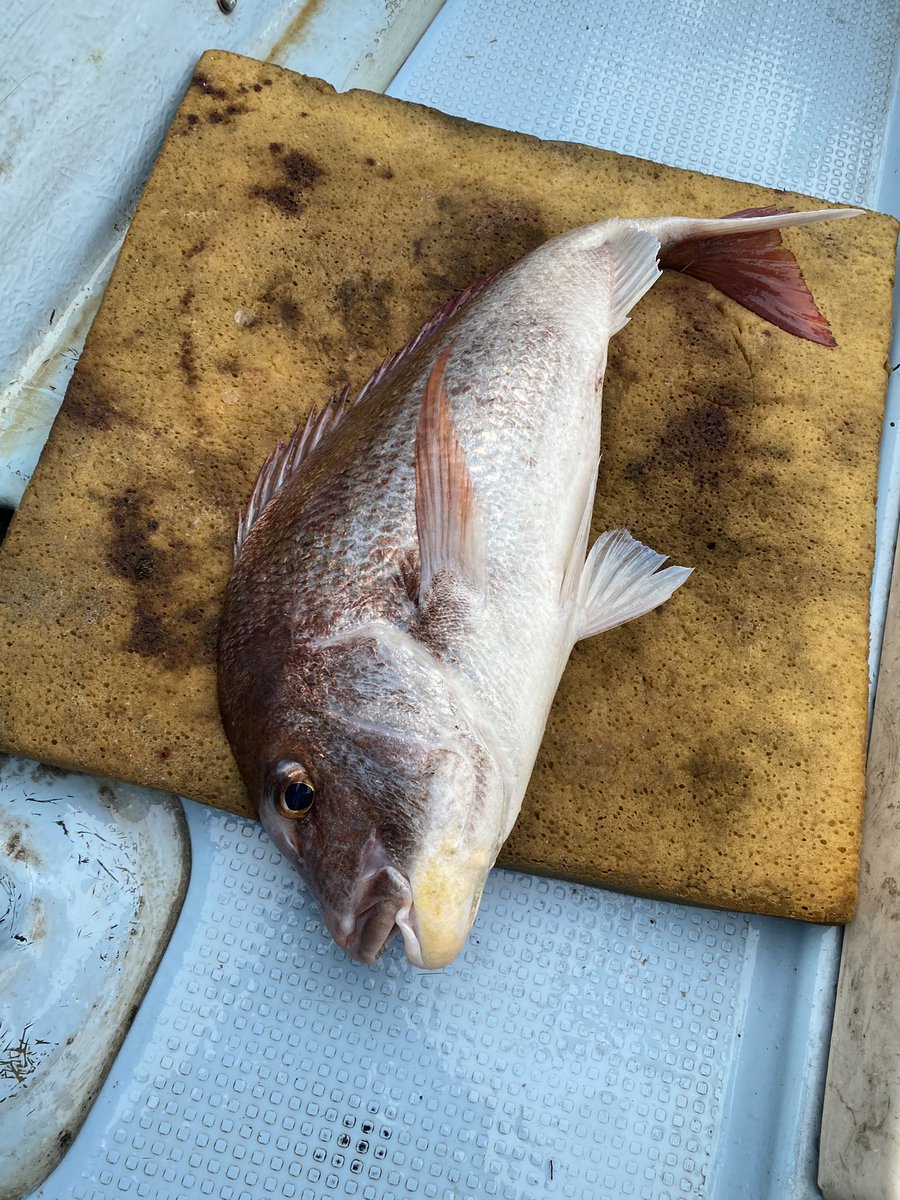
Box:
(575, 529), (692, 641)
(414, 346), (484, 603)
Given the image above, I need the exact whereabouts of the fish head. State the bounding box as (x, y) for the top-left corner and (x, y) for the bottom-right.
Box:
(256, 746), (415, 966)
(225, 632), (510, 970)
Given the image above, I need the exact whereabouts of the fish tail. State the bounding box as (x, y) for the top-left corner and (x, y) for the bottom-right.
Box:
(653, 206), (862, 345)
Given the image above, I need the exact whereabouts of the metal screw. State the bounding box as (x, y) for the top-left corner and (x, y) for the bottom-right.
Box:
(218, 0), (237, 13)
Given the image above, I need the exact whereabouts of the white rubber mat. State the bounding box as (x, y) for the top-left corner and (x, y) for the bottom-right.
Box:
(389, 0), (900, 207)
(43, 807), (752, 1200)
(33, 797), (840, 1199)
(15, 1), (900, 1198)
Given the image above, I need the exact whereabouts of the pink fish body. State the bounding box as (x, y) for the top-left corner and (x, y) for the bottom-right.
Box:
(218, 206), (859, 968)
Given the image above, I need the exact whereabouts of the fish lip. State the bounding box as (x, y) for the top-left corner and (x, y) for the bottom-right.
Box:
(351, 862), (411, 920)
(345, 899), (403, 964)
(321, 838), (475, 969)
(329, 839), (415, 964)
(395, 902), (427, 969)
(395, 881), (486, 969)
(394, 906), (466, 970)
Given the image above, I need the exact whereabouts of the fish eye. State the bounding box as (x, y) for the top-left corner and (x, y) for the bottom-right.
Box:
(282, 781), (315, 815)
(275, 763), (316, 819)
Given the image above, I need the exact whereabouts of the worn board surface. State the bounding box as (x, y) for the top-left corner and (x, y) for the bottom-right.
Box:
(0, 50), (894, 922)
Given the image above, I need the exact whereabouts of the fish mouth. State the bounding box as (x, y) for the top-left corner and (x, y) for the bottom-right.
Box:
(394, 898), (478, 970)
(394, 903), (429, 969)
(345, 895), (405, 964)
(328, 845), (414, 965)
(332, 886), (474, 970)
(322, 837), (483, 969)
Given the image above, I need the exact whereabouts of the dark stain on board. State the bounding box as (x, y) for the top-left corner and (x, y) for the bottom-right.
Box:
(414, 191), (548, 305)
(685, 740), (752, 810)
(282, 151), (320, 187)
(183, 239), (207, 260)
(625, 404), (732, 491)
(107, 490), (161, 584)
(605, 341), (642, 386)
(829, 415), (861, 466)
(218, 355), (242, 378)
(105, 489), (215, 669)
(252, 184), (303, 216)
(257, 276), (303, 330)
(61, 369), (129, 431)
(363, 155), (394, 180)
(207, 103), (248, 126)
(278, 298), (301, 328)
(129, 612), (167, 657)
(191, 71), (228, 101)
(183, 440), (248, 514)
(251, 145), (323, 217)
(179, 332), (198, 387)
(663, 276), (738, 360)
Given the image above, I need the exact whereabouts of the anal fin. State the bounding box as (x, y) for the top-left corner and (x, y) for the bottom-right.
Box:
(561, 470), (598, 607)
(575, 529), (692, 641)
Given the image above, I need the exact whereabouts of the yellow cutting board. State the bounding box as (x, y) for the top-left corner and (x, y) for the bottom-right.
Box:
(0, 50), (895, 922)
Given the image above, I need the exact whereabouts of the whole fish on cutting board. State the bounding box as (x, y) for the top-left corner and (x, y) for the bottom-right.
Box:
(218, 205), (860, 969)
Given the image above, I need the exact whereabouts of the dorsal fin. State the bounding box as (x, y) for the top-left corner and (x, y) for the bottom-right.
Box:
(234, 268), (504, 560)
(354, 267), (505, 408)
(234, 385), (350, 558)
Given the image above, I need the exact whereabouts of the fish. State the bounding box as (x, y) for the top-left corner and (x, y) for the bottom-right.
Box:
(217, 204), (860, 969)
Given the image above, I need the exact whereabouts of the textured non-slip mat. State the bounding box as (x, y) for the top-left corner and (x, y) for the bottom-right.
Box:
(0, 49), (895, 921)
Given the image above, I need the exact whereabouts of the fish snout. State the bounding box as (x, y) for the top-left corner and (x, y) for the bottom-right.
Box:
(397, 855), (490, 969)
(333, 854), (413, 965)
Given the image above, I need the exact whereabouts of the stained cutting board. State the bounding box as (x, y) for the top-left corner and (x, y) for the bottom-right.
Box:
(0, 50), (895, 921)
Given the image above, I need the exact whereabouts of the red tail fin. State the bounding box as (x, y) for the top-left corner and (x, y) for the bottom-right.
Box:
(659, 205), (835, 346)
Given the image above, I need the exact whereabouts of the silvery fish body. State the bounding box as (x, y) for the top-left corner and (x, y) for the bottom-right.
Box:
(218, 207), (858, 968)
